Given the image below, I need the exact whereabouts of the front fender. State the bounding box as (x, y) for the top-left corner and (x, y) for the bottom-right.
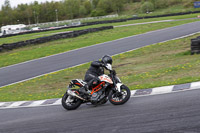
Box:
(116, 83), (123, 92)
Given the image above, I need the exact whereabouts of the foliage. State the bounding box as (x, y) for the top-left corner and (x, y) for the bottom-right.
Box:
(0, 0), (198, 27)
(182, 0), (195, 7)
(0, 0), (124, 26)
(91, 9), (106, 17)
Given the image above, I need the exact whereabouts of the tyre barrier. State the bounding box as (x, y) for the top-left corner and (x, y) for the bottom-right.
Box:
(1, 11), (200, 39)
(0, 26), (113, 52)
(191, 36), (200, 55)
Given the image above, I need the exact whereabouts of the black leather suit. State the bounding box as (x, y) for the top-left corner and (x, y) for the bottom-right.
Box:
(84, 61), (104, 89)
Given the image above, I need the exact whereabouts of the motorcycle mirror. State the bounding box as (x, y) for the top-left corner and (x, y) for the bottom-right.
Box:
(106, 64), (112, 70)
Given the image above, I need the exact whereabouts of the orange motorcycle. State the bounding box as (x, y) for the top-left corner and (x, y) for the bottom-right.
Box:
(62, 64), (130, 110)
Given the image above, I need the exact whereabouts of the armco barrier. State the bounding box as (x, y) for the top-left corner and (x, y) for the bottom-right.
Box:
(84, 19), (127, 25)
(1, 11), (200, 39)
(0, 26), (113, 52)
(191, 36), (200, 54)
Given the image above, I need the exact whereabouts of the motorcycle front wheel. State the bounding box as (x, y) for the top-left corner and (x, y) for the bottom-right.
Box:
(62, 92), (82, 110)
(108, 85), (130, 105)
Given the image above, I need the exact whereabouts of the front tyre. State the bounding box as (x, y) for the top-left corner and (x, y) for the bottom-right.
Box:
(62, 93), (82, 110)
(108, 85), (130, 105)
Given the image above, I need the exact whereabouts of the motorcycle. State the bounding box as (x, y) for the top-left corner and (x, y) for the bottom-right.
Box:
(62, 64), (131, 110)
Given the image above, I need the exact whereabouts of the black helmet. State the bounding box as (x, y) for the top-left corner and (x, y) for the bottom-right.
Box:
(101, 55), (112, 65)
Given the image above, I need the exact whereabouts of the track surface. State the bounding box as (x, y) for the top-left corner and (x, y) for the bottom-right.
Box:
(1, 21), (200, 87)
(0, 89), (200, 133)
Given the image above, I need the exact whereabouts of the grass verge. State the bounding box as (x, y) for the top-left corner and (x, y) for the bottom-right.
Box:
(0, 33), (200, 102)
(122, 3), (200, 17)
(0, 18), (200, 68)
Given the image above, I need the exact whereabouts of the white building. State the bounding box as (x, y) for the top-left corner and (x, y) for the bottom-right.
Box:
(1, 24), (26, 35)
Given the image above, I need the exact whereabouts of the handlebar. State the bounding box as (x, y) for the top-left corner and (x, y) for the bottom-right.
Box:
(109, 69), (116, 76)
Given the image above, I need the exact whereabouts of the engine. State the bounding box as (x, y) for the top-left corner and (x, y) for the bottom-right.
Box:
(90, 89), (105, 104)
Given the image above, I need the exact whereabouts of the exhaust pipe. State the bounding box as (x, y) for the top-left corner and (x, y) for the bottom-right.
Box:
(67, 89), (87, 101)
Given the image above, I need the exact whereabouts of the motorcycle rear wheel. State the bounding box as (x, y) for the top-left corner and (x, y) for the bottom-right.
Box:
(108, 85), (130, 105)
(62, 93), (82, 110)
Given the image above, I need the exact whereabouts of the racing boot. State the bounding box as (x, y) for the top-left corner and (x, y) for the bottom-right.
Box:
(80, 84), (91, 96)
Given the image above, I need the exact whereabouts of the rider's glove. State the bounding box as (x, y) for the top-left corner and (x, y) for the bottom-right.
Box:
(112, 70), (116, 75)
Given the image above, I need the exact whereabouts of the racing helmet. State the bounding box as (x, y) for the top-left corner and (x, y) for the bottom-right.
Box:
(101, 55), (112, 65)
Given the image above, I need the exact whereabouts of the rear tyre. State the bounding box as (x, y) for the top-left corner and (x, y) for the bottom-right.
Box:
(62, 93), (82, 110)
(108, 85), (130, 105)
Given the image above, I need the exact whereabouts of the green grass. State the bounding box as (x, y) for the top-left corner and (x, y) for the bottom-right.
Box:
(0, 18), (200, 68)
(0, 33), (200, 102)
(122, 2), (200, 17)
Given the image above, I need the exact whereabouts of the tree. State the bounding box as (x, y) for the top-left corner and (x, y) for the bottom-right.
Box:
(91, 0), (99, 8)
(79, 5), (87, 16)
(84, 0), (92, 14)
(3, 0), (11, 9)
(32, 1), (40, 24)
(141, 1), (154, 13)
(111, 0), (124, 13)
(1, 0), (13, 25)
(97, 0), (113, 13)
(64, 0), (81, 19)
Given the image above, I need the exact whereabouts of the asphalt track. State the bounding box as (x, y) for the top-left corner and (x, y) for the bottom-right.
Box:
(1, 21), (200, 87)
(0, 88), (200, 133)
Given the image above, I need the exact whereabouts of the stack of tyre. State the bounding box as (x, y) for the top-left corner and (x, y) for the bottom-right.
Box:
(191, 36), (200, 55)
(0, 26), (113, 53)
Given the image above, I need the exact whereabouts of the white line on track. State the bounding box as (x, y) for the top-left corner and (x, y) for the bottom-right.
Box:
(131, 86), (200, 98)
(27, 100), (46, 107)
(6, 101), (27, 108)
(131, 90), (137, 96)
(190, 81), (200, 89)
(0, 102), (5, 106)
(53, 99), (61, 105)
(0, 85), (200, 110)
(151, 86), (174, 95)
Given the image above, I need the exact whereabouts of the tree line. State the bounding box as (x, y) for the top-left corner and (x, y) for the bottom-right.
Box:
(0, 0), (135, 26)
(0, 0), (196, 26)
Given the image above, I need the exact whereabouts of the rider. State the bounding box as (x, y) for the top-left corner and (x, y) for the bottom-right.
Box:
(80, 55), (113, 95)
